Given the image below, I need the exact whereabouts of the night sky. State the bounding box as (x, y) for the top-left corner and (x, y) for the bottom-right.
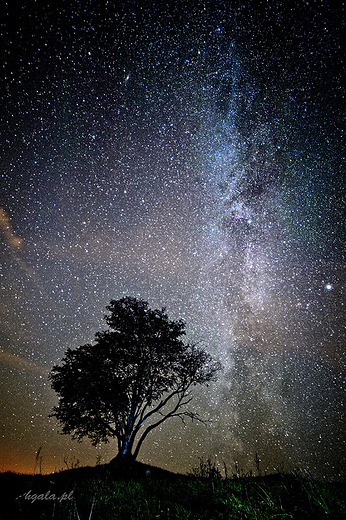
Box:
(1, 1), (345, 480)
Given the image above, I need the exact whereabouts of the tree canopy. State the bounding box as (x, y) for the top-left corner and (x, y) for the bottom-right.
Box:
(49, 297), (221, 461)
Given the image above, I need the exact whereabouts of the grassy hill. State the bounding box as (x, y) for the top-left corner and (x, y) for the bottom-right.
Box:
(1, 460), (345, 519)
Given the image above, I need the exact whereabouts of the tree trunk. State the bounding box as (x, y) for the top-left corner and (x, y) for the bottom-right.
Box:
(109, 436), (136, 466)
(108, 450), (136, 474)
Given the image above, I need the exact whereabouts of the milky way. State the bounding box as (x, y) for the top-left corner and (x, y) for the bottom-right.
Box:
(1, 1), (345, 480)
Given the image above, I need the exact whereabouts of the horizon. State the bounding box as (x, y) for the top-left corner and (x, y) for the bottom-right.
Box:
(1, 1), (345, 482)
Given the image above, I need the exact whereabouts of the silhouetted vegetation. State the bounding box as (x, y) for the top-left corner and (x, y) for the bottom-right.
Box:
(49, 297), (221, 463)
(1, 459), (345, 519)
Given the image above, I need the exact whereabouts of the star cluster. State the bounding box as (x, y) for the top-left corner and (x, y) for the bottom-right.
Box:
(1, 1), (345, 480)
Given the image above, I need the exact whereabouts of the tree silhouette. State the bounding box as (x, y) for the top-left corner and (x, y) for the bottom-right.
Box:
(49, 297), (221, 462)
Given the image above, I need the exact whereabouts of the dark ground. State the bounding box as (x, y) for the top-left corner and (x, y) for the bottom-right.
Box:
(1, 460), (345, 519)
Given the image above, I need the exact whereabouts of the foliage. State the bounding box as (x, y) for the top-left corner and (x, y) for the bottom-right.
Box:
(49, 297), (221, 460)
(188, 457), (223, 480)
(2, 465), (346, 520)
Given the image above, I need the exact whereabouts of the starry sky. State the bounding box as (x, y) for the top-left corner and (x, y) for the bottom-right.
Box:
(1, 0), (345, 480)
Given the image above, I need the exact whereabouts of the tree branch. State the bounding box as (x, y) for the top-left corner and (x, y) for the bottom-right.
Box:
(132, 387), (196, 459)
(137, 382), (191, 427)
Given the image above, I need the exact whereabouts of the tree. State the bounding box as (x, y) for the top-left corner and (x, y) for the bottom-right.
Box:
(49, 297), (221, 462)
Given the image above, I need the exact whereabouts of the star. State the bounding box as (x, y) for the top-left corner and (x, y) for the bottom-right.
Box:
(0, 0), (344, 480)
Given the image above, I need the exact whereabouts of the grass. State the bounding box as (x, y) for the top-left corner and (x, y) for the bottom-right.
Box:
(1, 460), (345, 520)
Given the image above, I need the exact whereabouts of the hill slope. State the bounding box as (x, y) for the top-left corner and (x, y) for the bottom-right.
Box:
(1, 462), (345, 519)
